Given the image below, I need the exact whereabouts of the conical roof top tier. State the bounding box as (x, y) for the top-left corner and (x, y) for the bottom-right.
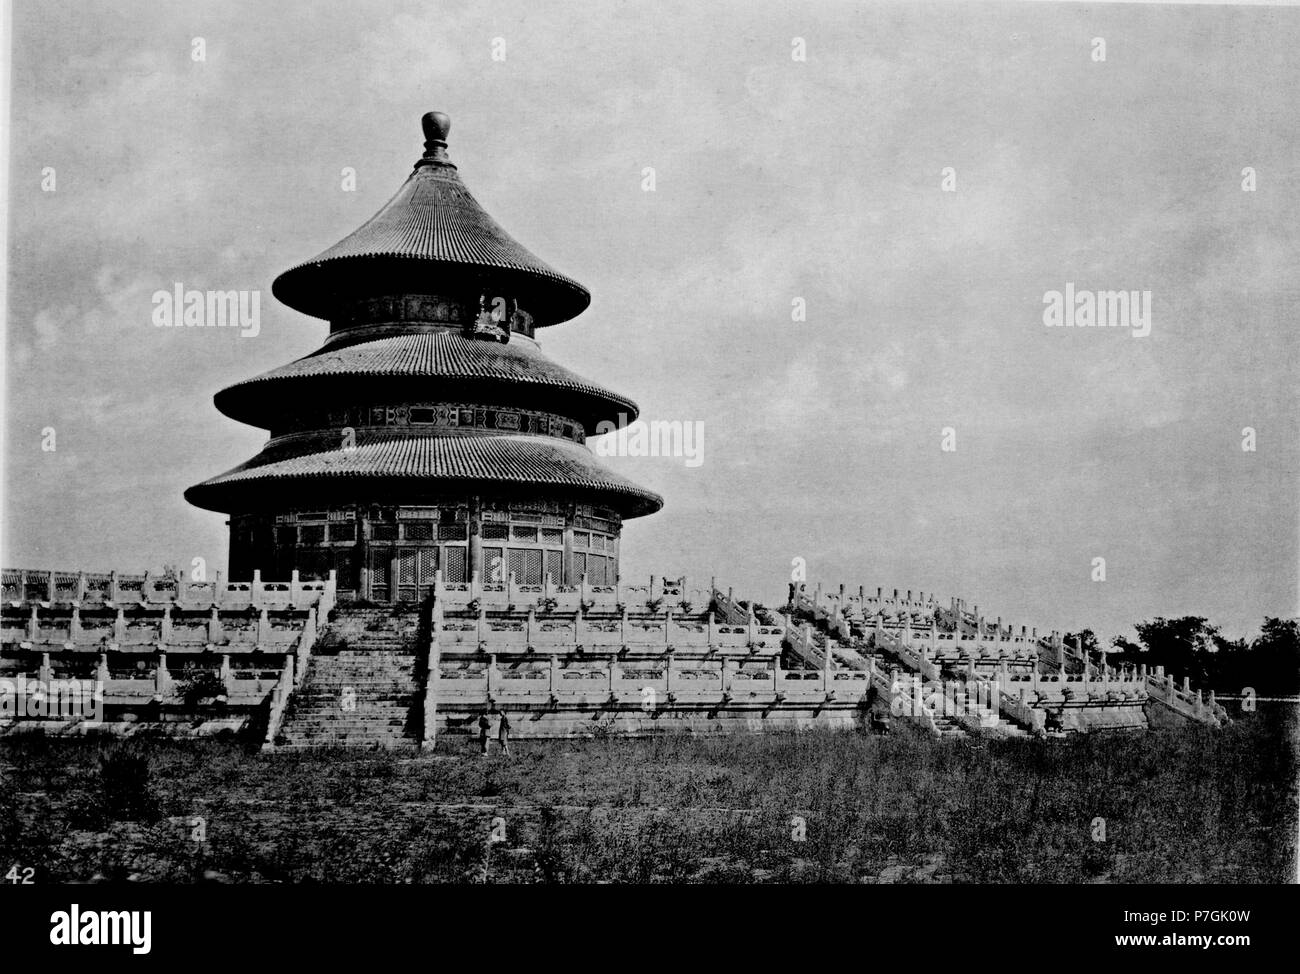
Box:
(272, 112), (590, 325)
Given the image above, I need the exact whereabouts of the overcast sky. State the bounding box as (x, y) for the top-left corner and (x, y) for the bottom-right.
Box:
(4, 0), (1297, 643)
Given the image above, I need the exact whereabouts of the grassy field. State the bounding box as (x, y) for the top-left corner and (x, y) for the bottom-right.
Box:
(1, 711), (1295, 883)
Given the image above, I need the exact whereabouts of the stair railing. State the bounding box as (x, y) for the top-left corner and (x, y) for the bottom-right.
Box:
(261, 657), (296, 750)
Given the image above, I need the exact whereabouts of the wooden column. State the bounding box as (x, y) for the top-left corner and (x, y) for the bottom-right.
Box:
(467, 497), (483, 588)
(359, 514), (372, 601)
(562, 511), (575, 586)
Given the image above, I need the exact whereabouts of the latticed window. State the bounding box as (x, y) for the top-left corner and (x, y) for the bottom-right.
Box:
(418, 549), (439, 584)
(397, 551), (417, 586)
(482, 523), (508, 541)
(443, 546), (466, 583)
(438, 524), (466, 541)
(300, 525), (325, 545)
(482, 547), (504, 582)
(546, 550), (563, 584)
(508, 549), (543, 586)
(301, 549), (332, 579)
(540, 527), (563, 545)
(404, 521), (434, 541)
(334, 550), (354, 587)
(372, 523), (398, 541)
(510, 525), (538, 543)
(573, 531), (589, 549)
(330, 523), (357, 543)
(573, 552), (587, 578)
(369, 550), (389, 585)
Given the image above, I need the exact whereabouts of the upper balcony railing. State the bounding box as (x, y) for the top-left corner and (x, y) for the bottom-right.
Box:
(2, 568), (336, 611)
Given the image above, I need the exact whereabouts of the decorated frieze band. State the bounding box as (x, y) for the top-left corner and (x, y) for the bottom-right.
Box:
(332, 292), (536, 340)
(277, 402), (586, 442)
(232, 500), (621, 530)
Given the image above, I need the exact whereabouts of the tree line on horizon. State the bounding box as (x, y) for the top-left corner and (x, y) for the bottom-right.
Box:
(1065, 616), (1299, 698)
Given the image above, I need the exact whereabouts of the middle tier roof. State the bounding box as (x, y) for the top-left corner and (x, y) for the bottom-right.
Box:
(215, 329), (639, 433)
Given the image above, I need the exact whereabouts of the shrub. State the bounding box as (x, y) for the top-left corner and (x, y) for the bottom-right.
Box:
(177, 670), (228, 712)
(95, 742), (159, 823)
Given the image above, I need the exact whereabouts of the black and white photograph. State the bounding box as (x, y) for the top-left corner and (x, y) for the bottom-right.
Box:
(0, 0), (1296, 953)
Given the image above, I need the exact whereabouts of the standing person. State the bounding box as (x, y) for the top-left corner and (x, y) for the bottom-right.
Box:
(477, 711), (491, 756)
(497, 711), (512, 756)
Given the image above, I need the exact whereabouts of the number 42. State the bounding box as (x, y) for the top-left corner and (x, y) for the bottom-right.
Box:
(4, 865), (34, 884)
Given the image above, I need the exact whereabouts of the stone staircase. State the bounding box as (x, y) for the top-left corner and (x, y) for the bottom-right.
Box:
(791, 607), (973, 739)
(276, 606), (424, 749)
(930, 712), (966, 738)
(892, 673), (968, 739)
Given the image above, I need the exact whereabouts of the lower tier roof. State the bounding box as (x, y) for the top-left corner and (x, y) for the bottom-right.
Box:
(184, 432), (663, 518)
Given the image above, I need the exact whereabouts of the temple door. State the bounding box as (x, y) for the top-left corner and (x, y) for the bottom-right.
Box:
(367, 547), (391, 602)
(395, 548), (417, 602)
(417, 547), (439, 602)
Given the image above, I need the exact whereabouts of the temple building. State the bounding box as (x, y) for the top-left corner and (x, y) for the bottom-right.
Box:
(185, 112), (662, 602)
